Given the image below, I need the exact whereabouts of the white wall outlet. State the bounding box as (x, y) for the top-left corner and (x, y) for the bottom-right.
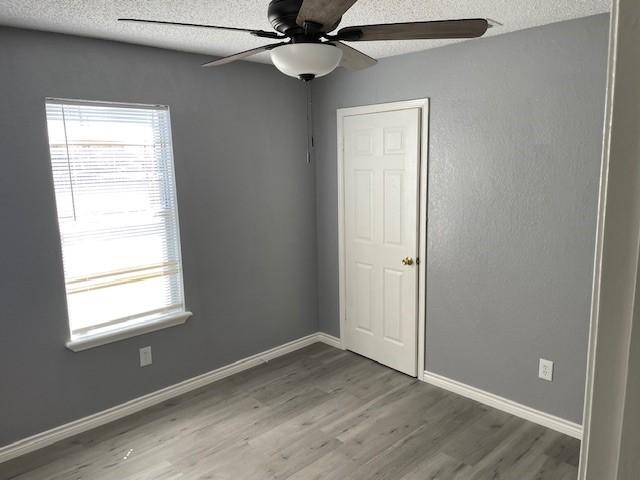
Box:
(539, 358), (554, 381)
(139, 346), (152, 367)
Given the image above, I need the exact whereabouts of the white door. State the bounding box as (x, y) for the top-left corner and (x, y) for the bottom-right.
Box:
(342, 107), (421, 376)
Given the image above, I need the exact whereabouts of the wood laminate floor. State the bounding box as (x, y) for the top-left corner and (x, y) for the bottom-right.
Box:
(0, 343), (580, 480)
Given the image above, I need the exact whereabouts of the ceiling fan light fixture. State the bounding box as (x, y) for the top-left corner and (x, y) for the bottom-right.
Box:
(270, 43), (343, 80)
(123, 1), (493, 79)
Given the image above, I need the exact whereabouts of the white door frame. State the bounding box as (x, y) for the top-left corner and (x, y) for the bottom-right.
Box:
(337, 98), (430, 380)
(578, 0), (640, 477)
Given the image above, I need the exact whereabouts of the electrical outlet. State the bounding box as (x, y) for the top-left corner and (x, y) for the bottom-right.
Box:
(539, 358), (553, 381)
(139, 346), (152, 367)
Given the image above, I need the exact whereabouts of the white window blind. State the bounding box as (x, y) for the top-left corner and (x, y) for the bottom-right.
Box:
(45, 99), (186, 340)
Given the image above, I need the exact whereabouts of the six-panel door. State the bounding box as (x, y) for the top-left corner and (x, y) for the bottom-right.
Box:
(343, 108), (420, 376)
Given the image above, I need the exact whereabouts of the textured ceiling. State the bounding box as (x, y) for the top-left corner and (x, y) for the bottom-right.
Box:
(0, 1), (610, 65)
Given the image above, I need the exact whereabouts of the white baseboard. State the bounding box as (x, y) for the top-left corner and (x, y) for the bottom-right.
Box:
(316, 332), (344, 349)
(423, 370), (583, 440)
(0, 332), (342, 464)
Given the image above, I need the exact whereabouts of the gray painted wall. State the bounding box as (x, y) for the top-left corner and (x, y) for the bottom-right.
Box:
(0, 27), (316, 446)
(312, 14), (609, 423)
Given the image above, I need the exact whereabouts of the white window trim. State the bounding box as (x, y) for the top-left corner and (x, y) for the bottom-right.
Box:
(45, 98), (190, 351)
(65, 311), (193, 352)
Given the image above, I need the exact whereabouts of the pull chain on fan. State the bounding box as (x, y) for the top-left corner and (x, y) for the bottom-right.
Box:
(305, 81), (314, 164)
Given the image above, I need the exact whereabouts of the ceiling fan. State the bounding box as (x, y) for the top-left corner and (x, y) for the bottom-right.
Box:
(119, 0), (493, 81)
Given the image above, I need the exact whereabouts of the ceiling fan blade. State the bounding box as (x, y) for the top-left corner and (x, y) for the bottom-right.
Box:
(118, 18), (282, 39)
(201, 43), (286, 67)
(296, 0), (359, 32)
(337, 19), (489, 42)
(330, 42), (377, 71)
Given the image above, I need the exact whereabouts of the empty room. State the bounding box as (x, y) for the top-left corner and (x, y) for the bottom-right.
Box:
(1, 0), (639, 479)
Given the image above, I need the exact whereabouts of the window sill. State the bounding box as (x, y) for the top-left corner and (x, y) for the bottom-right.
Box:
(65, 311), (192, 352)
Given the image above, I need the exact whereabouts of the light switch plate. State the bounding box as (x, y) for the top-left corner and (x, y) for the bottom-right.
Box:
(139, 346), (152, 367)
(539, 358), (553, 381)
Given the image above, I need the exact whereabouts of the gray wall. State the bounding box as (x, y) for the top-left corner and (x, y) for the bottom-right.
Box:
(0, 27), (316, 446)
(313, 14), (609, 423)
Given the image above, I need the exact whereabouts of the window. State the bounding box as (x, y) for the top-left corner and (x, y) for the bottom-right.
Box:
(45, 99), (189, 351)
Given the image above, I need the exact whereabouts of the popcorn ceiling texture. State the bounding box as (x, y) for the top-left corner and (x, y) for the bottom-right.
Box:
(0, 0), (609, 65)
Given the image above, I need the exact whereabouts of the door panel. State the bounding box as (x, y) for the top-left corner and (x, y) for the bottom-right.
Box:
(343, 108), (420, 376)
(354, 170), (374, 241)
(383, 170), (403, 245)
(383, 267), (404, 344)
(354, 262), (373, 333)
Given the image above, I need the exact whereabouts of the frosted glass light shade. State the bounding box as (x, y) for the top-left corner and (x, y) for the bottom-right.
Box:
(271, 43), (343, 79)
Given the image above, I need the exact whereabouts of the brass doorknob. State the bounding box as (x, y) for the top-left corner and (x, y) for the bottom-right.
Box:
(402, 257), (414, 266)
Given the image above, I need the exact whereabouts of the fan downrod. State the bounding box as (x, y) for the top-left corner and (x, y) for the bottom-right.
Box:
(268, 0), (340, 36)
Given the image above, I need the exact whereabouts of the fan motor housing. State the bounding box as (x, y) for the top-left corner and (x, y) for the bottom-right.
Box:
(268, 0), (340, 34)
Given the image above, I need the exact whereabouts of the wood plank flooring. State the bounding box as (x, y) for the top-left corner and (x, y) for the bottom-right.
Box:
(0, 343), (580, 480)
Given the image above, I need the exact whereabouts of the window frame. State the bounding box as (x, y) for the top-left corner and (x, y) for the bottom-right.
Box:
(44, 98), (191, 352)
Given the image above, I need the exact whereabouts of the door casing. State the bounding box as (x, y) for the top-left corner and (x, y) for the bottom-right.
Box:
(337, 98), (429, 380)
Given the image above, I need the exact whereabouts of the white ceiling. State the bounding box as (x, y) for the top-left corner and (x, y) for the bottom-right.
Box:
(0, 1), (610, 64)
